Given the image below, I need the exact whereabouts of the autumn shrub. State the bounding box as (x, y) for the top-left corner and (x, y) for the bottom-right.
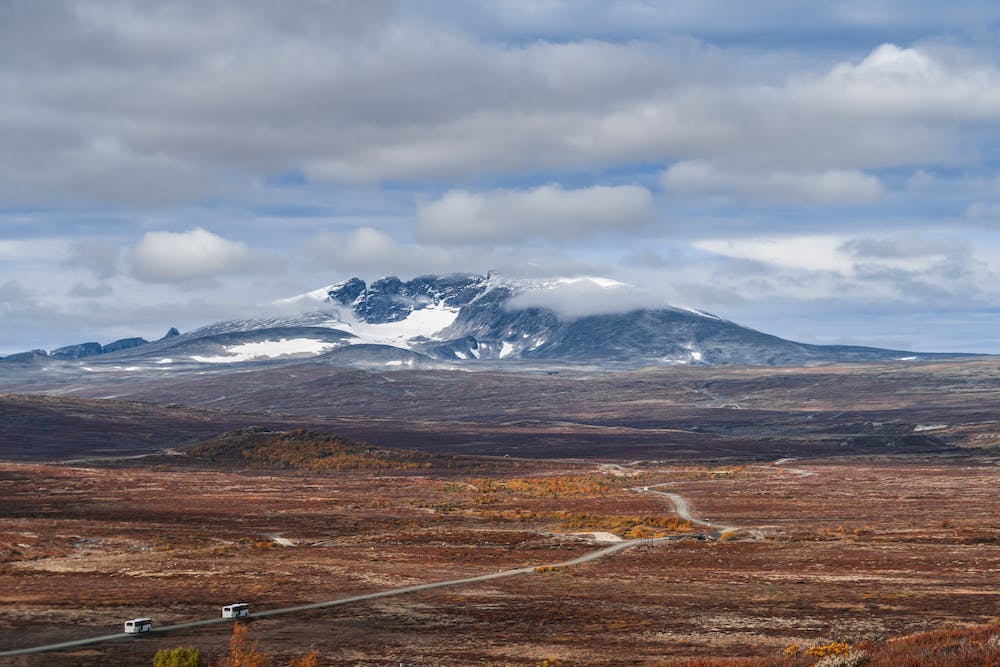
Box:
(218, 623), (272, 667)
(668, 465), (748, 480)
(806, 642), (850, 657)
(471, 508), (694, 535)
(815, 650), (869, 667)
(152, 646), (206, 667)
(288, 652), (319, 667)
(654, 659), (772, 666)
(467, 475), (615, 497)
(860, 623), (1000, 666)
(186, 428), (430, 472)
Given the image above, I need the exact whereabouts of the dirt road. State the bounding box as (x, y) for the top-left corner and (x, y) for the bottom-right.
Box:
(0, 533), (678, 657)
(0, 478), (734, 657)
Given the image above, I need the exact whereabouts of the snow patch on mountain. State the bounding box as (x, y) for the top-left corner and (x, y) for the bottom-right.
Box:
(192, 338), (338, 363)
(552, 276), (626, 289)
(675, 305), (723, 321)
(275, 280), (350, 307)
(320, 302), (459, 349)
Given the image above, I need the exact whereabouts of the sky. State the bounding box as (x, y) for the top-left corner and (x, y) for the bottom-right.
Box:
(4, 1), (1000, 355)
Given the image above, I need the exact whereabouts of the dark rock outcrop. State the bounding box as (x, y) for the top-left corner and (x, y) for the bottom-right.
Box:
(50, 342), (104, 359)
(102, 337), (149, 354)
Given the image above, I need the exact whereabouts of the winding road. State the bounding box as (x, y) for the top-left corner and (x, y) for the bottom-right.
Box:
(634, 484), (740, 535)
(0, 476), (741, 658)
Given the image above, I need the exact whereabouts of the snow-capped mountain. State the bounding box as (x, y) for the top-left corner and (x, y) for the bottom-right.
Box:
(1, 273), (964, 370)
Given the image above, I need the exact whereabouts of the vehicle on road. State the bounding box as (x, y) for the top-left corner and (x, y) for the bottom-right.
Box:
(124, 618), (152, 634)
(222, 603), (250, 619)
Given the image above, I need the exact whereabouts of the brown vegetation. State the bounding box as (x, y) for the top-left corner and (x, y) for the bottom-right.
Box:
(465, 508), (695, 537)
(463, 474), (617, 497)
(0, 456), (997, 665)
(184, 427), (433, 472)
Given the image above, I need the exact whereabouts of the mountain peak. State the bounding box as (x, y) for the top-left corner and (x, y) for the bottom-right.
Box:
(6, 273), (957, 370)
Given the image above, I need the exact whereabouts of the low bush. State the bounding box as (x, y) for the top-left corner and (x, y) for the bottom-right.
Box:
(152, 646), (206, 667)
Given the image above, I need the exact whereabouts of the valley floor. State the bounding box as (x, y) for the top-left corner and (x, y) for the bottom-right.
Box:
(1, 455), (998, 665)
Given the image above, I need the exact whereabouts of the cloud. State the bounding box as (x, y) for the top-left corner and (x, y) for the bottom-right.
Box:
(619, 248), (672, 269)
(0, 280), (71, 353)
(308, 227), (598, 278)
(436, 2), (1000, 43)
(4, 5), (1000, 356)
(667, 231), (1000, 317)
(68, 282), (112, 298)
(129, 228), (274, 284)
(505, 277), (669, 319)
(839, 234), (968, 259)
(694, 235), (854, 273)
(6, 2), (999, 204)
(416, 184), (654, 243)
(0, 279), (29, 304)
(663, 161), (883, 204)
(0, 239), (71, 262)
(805, 43), (1000, 121)
(310, 227), (456, 277)
(66, 240), (123, 279)
(965, 201), (1000, 221)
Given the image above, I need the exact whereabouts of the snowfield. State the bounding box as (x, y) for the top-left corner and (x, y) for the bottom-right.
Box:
(323, 303), (459, 349)
(192, 338), (338, 363)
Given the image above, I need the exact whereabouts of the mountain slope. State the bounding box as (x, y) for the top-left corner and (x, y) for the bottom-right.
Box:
(1, 273), (966, 370)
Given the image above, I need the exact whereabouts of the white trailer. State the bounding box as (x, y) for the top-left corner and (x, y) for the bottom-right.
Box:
(222, 603), (250, 619)
(124, 618), (152, 634)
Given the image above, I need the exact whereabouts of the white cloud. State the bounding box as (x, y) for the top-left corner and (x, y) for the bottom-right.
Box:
(0, 239), (71, 262)
(5, 6), (1000, 356)
(0, 279), (30, 304)
(694, 235), (854, 273)
(838, 234), (967, 259)
(506, 277), (669, 319)
(679, 230), (1000, 313)
(965, 201), (1000, 221)
(129, 228), (270, 283)
(310, 227), (456, 277)
(663, 161), (883, 204)
(308, 226), (598, 278)
(805, 43), (1000, 121)
(8, 4), (998, 202)
(66, 240), (123, 279)
(416, 184), (653, 243)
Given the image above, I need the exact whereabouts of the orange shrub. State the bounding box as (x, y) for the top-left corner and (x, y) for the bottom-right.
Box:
(186, 428), (430, 472)
(805, 642), (850, 657)
(467, 475), (615, 497)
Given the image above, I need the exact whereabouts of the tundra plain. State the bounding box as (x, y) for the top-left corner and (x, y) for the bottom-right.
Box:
(0, 359), (998, 665)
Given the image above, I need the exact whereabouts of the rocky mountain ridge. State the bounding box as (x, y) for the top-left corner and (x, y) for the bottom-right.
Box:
(0, 273), (966, 369)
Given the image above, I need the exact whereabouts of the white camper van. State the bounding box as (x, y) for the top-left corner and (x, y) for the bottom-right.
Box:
(222, 603), (250, 619)
(124, 618), (152, 634)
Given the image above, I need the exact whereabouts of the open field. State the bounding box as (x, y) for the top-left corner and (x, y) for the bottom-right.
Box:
(2, 360), (998, 664)
(6, 358), (1000, 464)
(1, 453), (997, 665)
